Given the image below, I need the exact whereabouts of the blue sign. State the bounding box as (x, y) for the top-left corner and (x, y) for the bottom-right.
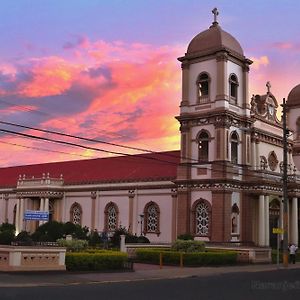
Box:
(24, 210), (49, 221)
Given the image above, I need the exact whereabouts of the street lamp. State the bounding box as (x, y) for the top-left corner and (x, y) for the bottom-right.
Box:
(282, 98), (289, 267)
(139, 214), (144, 236)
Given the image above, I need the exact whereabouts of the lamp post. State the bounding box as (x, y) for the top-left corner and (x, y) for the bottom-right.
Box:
(282, 98), (289, 267)
(139, 214), (144, 236)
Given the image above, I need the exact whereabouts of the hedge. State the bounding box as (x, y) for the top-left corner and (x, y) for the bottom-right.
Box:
(135, 249), (237, 266)
(65, 251), (128, 271)
(57, 239), (88, 252)
(171, 240), (205, 253)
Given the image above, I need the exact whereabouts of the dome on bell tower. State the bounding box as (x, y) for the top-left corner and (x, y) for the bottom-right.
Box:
(187, 22), (244, 57)
(286, 84), (300, 107)
(180, 8), (246, 61)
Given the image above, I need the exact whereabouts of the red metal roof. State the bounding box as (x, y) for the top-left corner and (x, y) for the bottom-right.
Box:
(0, 150), (180, 188)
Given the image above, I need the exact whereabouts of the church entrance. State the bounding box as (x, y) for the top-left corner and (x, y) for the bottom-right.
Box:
(269, 199), (280, 248)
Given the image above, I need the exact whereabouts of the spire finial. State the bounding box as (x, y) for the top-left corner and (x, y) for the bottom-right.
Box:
(212, 7), (219, 24)
(266, 81), (271, 93)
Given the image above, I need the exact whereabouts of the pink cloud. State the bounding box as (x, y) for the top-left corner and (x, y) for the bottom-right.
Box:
(272, 42), (294, 50)
(250, 55), (269, 70)
(2, 40), (180, 164)
(17, 57), (81, 98)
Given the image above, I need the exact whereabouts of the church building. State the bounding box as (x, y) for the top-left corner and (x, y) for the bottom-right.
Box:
(0, 9), (299, 248)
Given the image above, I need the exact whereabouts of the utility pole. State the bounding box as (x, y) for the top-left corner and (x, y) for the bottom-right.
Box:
(282, 98), (289, 267)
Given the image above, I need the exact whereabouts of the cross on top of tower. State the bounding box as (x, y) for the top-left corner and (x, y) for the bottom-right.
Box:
(212, 7), (219, 24)
(266, 81), (271, 93)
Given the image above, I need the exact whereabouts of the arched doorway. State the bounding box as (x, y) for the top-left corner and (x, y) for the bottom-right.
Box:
(269, 199), (280, 248)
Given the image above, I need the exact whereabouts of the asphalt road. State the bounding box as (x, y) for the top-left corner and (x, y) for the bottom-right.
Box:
(1, 268), (299, 300)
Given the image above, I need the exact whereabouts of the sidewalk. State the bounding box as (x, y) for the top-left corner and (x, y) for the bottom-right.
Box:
(0, 263), (299, 288)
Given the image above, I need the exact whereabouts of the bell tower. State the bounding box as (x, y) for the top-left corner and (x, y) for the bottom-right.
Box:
(176, 9), (253, 242)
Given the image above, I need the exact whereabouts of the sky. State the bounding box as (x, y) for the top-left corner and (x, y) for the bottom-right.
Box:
(0, 0), (300, 167)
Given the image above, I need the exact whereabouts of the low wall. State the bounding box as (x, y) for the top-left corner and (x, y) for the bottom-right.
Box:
(0, 245), (66, 271)
(206, 246), (272, 263)
(122, 241), (271, 263)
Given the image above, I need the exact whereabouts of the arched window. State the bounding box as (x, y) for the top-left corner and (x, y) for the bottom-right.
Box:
(144, 202), (160, 235)
(198, 130), (210, 162)
(231, 204), (240, 235)
(230, 131), (239, 164)
(104, 202), (119, 232)
(260, 156), (268, 170)
(192, 199), (211, 237)
(229, 74), (238, 103)
(197, 73), (210, 103)
(70, 202), (82, 225)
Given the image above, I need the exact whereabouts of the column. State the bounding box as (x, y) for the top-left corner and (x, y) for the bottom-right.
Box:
(181, 64), (189, 106)
(39, 197), (45, 211)
(171, 190), (178, 242)
(242, 64), (250, 109)
(258, 195), (265, 246)
(15, 198), (21, 235)
(61, 192), (66, 223)
(216, 52), (228, 100)
(44, 198), (49, 212)
(291, 197), (298, 245)
(39, 198), (45, 226)
(251, 139), (256, 169)
(255, 142), (260, 170)
(4, 194), (9, 223)
(128, 191), (134, 234)
(94, 191), (100, 230)
(45, 197), (49, 223)
(18, 198), (24, 233)
(264, 195), (270, 246)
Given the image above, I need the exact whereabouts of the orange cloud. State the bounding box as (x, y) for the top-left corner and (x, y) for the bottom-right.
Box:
(17, 57), (81, 98)
(28, 40), (183, 163)
(250, 55), (269, 70)
(0, 38), (184, 166)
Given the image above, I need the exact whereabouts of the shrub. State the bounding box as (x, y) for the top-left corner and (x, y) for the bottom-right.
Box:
(0, 223), (15, 232)
(15, 231), (33, 244)
(177, 234), (194, 241)
(0, 222), (15, 245)
(110, 227), (128, 247)
(137, 236), (150, 244)
(110, 226), (149, 247)
(0, 230), (15, 245)
(31, 221), (89, 242)
(135, 249), (237, 266)
(57, 239), (88, 252)
(65, 251), (128, 271)
(88, 229), (102, 247)
(183, 252), (237, 266)
(32, 221), (64, 242)
(171, 240), (205, 253)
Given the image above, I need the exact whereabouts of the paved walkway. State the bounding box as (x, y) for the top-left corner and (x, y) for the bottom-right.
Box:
(0, 263), (299, 287)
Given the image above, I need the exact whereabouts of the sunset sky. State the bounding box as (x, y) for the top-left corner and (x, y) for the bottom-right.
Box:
(0, 0), (300, 167)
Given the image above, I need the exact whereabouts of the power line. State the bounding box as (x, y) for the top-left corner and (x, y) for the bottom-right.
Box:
(0, 127), (291, 183)
(0, 128), (180, 166)
(0, 120), (193, 162)
(0, 120), (151, 153)
(0, 140), (95, 158)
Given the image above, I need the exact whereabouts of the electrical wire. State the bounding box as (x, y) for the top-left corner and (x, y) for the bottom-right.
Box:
(0, 128), (180, 166)
(0, 127), (292, 183)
